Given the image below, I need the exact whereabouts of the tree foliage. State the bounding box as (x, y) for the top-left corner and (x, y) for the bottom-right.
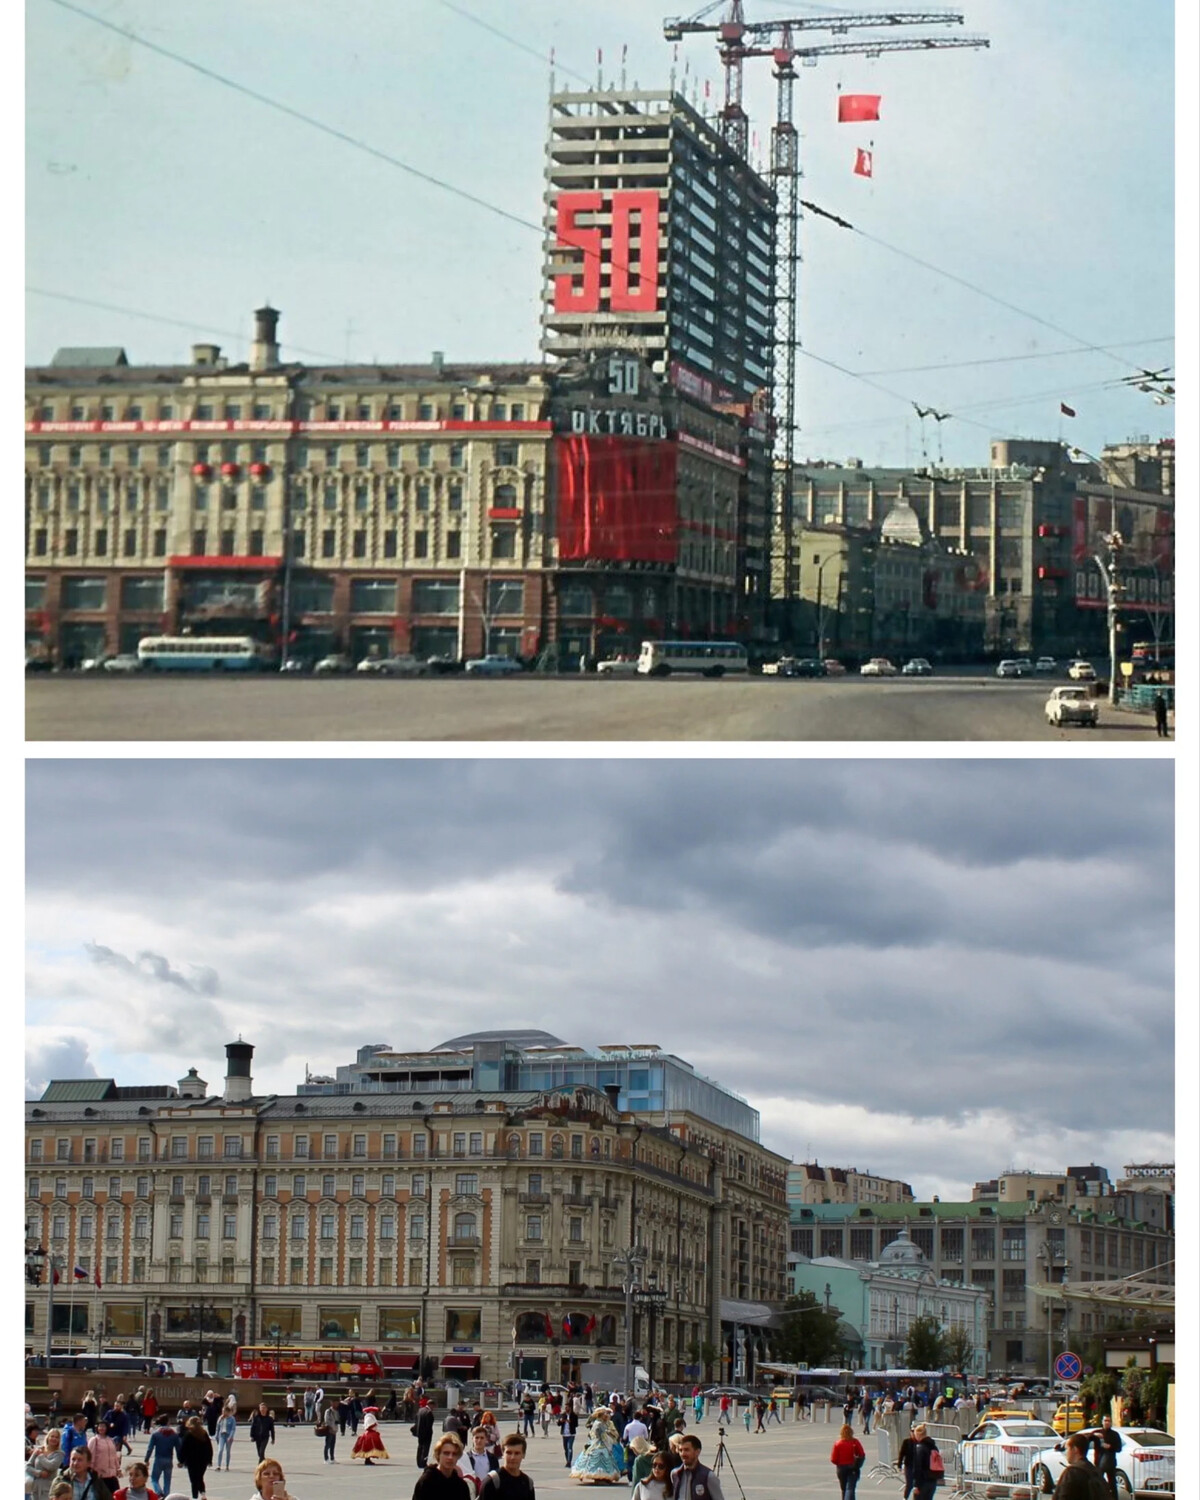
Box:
(904, 1313), (946, 1370)
(773, 1290), (844, 1368)
(941, 1324), (974, 1372)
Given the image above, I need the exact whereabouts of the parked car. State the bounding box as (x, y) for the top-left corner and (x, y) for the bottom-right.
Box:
(860, 657), (897, 677)
(464, 654), (523, 676)
(1050, 1401), (1089, 1436)
(102, 653), (144, 673)
(1045, 685), (1099, 727)
(760, 656), (793, 676)
(996, 658), (1028, 678)
(1067, 659), (1097, 681)
(1029, 1427), (1174, 1493)
(80, 654), (114, 672)
(957, 1417), (1060, 1483)
(822, 659), (848, 676)
(789, 658), (828, 678)
(313, 653), (353, 675)
(425, 655), (463, 675)
(596, 656), (641, 676)
(25, 656), (53, 673)
(1034, 656), (1058, 674)
(901, 657), (933, 676)
(357, 654), (427, 677)
(280, 656), (311, 674)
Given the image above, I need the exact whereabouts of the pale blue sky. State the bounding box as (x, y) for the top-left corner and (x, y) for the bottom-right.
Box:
(24, 0), (1181, 466)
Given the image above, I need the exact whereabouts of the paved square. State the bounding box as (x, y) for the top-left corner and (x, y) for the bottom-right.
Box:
(176, 1413), (895, 1499)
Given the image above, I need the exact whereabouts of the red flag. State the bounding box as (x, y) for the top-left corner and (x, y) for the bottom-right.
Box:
(838, 93), (881, 123)
(854, 148), (873, 178)
(52, 1267), (61, 1286)
(95, 1266), (102, 1289)
(1060, 402), (1076, 417)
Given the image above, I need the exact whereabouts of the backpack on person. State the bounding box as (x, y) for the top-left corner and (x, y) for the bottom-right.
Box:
(928, 1447), (945, 1480)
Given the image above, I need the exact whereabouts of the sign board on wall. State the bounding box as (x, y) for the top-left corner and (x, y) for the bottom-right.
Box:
(552, 191), (662, 315)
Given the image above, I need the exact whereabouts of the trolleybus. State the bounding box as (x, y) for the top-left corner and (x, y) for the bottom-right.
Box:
(137, 636), (274, 671)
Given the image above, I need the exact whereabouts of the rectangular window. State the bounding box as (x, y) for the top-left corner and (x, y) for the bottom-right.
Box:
(526, 1215), (543, 1241)
(408, 1256), (424, 1285)
(411, 1173), (425, 1197)
(411, 579), (463, 615)
(380, 1215), (395, 1241)
(455, 1174), (478, 1196)
(261, 1256), (276, 1282)
(348, 1257), (364, 1284)
(223, 1212), (237, 1239)
(61, 576), (107, 611)
(528, 1133), (543, 1157)
(414, 531), (428, 559)
(318, 1306), (360, 1338)
(412, 1135), (426, 1158)
(350, 579), (397, 613)
(224, 1137), (243, 1159)
(569, 1217), (583, 1242)
(382, 1173), (395, 1197)
(264, 1175), (277, 1198)
(453, 1134), (466, 1156)
(445, 1307), (482, 1341)
(289, 1258), (304, 1284)
(322, 1174), (336, 1199)
(136, 1174), (149, 1198)
(379, 1306), (421, 1339)
(294, 1136), (309, 1159)
(29, 1140), (44, 1163)
(351, 1174), (365, 1197)
(353, 1134), (366, 1157)
(197, 1136), (214, 1160)
(263, 1215), (277, 1241)
(525, 1259), (540, 1283)
(350, 1214), (365, 1239)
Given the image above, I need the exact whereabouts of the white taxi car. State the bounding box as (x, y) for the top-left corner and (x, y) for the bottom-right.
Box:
(860, 657), (898, 677)
(1028, 1426), (1175, 1494)
(957, 1417), (1059, 1483)
(1067, 659), (1097, 681)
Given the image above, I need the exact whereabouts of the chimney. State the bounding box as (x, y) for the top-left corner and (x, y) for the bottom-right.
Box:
(603, 1084), (622, 1109)
(431, 350), (445, 376)
(250, 305), (280, 372)
(177, 1067), (208, 1099)
(192, 343), (221, 367)
(223, 1040), (254, 1102)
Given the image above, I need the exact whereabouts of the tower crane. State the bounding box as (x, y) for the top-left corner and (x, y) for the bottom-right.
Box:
(664, 4), (989, 610)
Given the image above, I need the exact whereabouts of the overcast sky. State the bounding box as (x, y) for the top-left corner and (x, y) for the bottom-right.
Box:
(25, 758), (1174, 1200)
(23, 0), (1182, 466)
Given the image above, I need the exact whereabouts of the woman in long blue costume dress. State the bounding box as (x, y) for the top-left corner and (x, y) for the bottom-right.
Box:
(570, 1407), (623, 1483)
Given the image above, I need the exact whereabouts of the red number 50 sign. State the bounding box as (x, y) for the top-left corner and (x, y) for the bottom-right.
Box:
(552, 189), (661, 314)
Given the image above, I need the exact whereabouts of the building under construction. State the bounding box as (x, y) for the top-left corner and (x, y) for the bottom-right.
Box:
(541, 87), (776, 635)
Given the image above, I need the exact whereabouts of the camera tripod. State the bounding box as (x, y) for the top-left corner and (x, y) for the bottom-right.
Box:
(710, 1425), (747, 1500)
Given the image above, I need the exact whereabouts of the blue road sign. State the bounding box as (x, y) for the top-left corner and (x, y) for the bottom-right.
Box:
(1055, 1351), (1082, 1381)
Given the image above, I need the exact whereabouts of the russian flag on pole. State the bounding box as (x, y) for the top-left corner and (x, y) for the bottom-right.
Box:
(838, 94), (881, 123)
(73, 1265), (88, 1281)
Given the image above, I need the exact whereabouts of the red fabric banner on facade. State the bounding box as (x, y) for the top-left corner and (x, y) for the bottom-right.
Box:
(854, 148), (873, 177)
(554, 435), (678, 562)
(838, 93), (881, 123)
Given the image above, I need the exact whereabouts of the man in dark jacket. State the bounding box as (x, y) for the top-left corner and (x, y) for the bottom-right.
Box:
(415, 1398), (437, 1468)
(671, 1435), (724, 1500)
(249, 1401), (276, 1461)
(65, 1444), (115, 1500)
(1090, 1418), (1124, 1497)
(1054, 1431), (1110, 1499)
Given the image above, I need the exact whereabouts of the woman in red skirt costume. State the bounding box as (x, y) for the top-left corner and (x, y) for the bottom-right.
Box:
(352, 1409), (391, 1465)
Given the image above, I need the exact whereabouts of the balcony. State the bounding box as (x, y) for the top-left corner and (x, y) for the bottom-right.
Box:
(562, 1194), (593, 1208)
(518, 1193), (550, 1205)
(448, 1234), (481, 1248)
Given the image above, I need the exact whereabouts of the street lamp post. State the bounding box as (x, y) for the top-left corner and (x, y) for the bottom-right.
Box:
(611, 1245), (646, 1399)
(1093, 532), (1125, 706)
(814, 555), (838, 658)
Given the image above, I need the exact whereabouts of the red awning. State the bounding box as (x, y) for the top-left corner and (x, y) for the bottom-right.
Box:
(381, 1353), (420, 1372)
(441, 1355), (481, 1373)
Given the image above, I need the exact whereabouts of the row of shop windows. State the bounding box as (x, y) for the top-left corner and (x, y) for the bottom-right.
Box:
(28, 576), (689, 620)
(28, 522), (521, 564)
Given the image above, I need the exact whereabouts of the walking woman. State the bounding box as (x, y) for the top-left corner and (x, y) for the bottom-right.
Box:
(216, 1400), (238, 1471)
(141, 1390), (158, 1434)
(178, 1413), (214, 1499)
(903, 1423), (942, 1500)
(830, 1422), (866, 1500)
(87, 1420), (123, 1489)
(82, 1391), (100, 1431)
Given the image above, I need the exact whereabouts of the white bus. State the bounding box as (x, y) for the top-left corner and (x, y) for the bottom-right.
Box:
(137, 636), (273, 671)
(637, 640), (749, 677)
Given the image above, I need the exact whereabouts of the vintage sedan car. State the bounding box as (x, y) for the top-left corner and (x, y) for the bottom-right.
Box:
(357, 654), (427, 677)
(1045, 685), (1099, 727)
(102, 653), (144, 673)
(1029, 1426), (1175, 1494)
(1035, 656), (1058, 674)
(901, 657), (933, 676)
(860, 657), (898, 677)
(464, 653), (523, 676)
(957, 1418), (1060, 1483)
(760, 656), (794, 676)
(822, 659), (848, 676)
(313, 653), (354, 675)
(596, 655), (641, 676)
(996, 658), (1029, 678)
(1067, 659), (1097, 681)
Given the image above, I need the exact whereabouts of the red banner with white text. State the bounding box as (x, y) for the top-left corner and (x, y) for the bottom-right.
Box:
(555, 435), (677, 562)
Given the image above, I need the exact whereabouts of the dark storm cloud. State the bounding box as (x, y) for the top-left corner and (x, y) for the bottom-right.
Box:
(86, 942), (219, 995)
(26, 759), (1174, 1174)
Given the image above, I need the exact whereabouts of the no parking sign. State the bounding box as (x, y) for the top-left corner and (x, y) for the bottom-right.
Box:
(1054, 1351), (1082, 1382)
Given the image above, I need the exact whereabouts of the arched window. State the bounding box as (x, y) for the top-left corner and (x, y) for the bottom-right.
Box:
(550, 1135), (564, 1160)
(507, 1133), (522, 1157)
(514, 1311), (550, 1342)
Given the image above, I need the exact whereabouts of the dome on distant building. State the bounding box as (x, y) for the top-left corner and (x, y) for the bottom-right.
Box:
(880, 498), (926, 547)
(437, 1030), (566, 1050)
(878, 1226), (927, 1265)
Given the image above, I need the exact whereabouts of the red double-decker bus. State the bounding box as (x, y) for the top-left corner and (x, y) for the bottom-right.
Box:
(234, 1344), (385, 1380)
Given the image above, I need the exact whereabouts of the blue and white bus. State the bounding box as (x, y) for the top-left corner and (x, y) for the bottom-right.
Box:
(137, 635), (273, 671)
(637, 640), (749, 677)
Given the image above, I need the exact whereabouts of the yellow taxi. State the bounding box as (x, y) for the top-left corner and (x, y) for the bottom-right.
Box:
(1052, 1400), (1088, 1435)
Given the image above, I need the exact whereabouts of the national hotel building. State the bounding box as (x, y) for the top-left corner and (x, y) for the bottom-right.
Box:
(25, 1036), (789, 1384)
